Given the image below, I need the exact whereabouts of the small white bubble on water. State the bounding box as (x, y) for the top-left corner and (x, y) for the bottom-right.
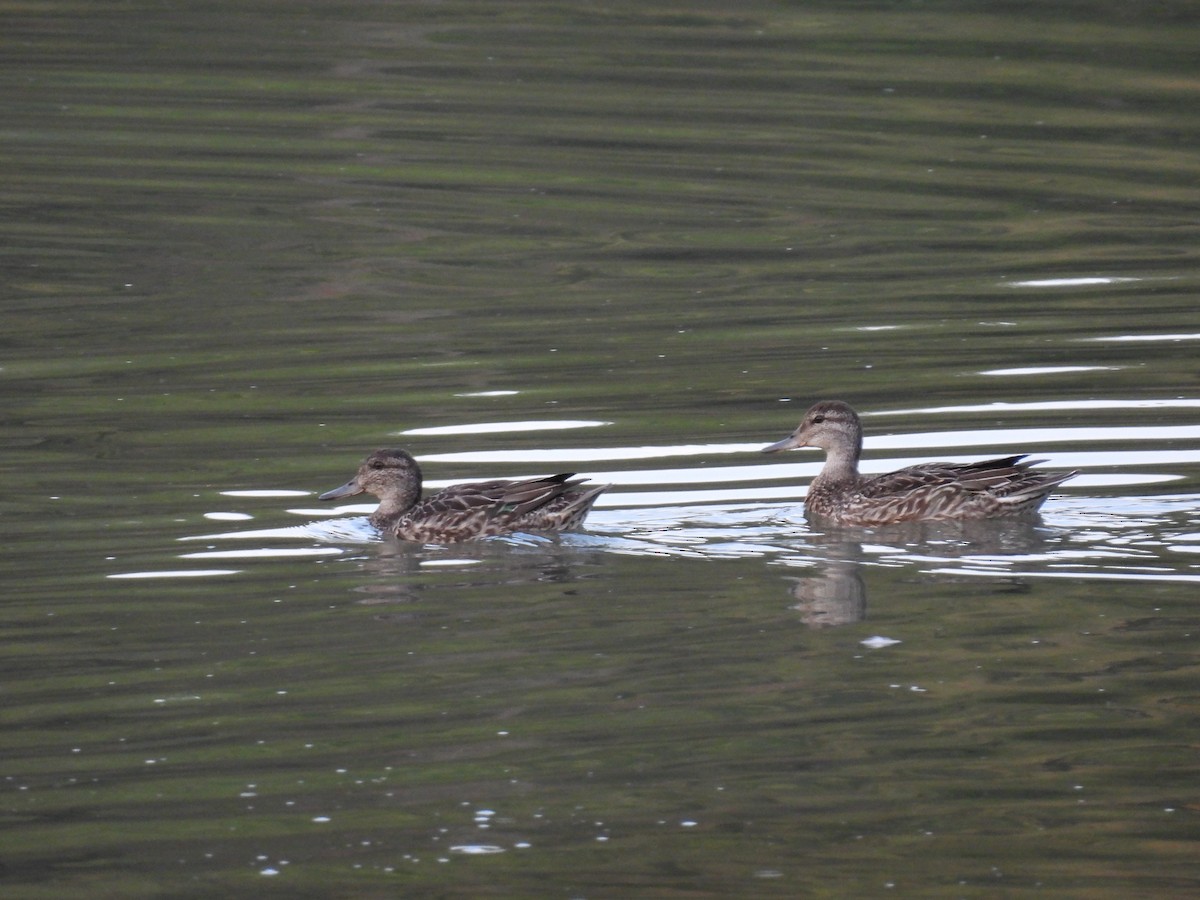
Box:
(861, 635), (901, 649)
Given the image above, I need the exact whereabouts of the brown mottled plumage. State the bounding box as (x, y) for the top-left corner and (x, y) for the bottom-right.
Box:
(762, 400), (1076, 526)
(319, 449), (609, 543)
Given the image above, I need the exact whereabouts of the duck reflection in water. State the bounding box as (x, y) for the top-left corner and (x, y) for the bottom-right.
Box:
(763, 400), (1076, 526)
(788, 558), (867, 628)
(319, 448), (610, 543)
(783, 515), (1069, 629)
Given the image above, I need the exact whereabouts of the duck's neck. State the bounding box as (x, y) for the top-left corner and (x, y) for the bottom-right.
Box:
(369, 484), (422, 529)
(815, 442), (861, 488)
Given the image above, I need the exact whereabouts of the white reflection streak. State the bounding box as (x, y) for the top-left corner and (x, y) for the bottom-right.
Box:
(869, 400), (1200, 416)
(597, 486), (808, 507)
(1007, 277), (1141, 287)
(222, 489), (311, 497)
(418, 443), (762, 464)
(979, 366), (1116, 376)
(179, 548), (344, 560)
(415, 450), (1198, 491)
(925, 568), (1200, 584)
(416, 426), (1200, 465)
(108, 569), (241, 579)
(400, 420), (610, 436)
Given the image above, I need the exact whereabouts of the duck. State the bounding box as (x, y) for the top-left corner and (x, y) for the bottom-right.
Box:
(762, 400), (1076, 526)
(319, 448), (610, 543)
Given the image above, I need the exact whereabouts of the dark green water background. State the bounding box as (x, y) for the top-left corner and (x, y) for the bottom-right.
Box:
(4, 1), (1200, 897)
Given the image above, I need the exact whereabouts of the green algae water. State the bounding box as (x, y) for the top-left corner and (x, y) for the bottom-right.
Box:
(3, 1), (1199, 896)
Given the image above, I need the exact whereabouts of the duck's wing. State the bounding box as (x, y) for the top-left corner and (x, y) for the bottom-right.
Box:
(858, 455), (1033, 498)
(849, 455), (1074, 523)
(515, 481), (611, 532)
(404, 474), (585, 522)
(489, 473), (592, 519)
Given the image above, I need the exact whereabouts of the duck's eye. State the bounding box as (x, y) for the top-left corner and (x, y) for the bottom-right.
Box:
(811, 415), (825, 424)
(369, 460), (386, 470)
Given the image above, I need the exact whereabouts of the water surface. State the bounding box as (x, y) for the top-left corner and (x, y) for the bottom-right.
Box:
(3, 1), (1200, 896)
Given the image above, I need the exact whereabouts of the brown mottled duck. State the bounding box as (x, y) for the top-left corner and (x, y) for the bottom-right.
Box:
(762, 400), (1075, 526)
(320, 448), (609, 543)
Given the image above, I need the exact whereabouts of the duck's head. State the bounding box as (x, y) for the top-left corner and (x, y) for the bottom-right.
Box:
(319, 448), (422, 508)
(762, 400), (863, 456)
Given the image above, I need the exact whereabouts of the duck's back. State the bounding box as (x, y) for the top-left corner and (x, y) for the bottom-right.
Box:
(394, 474), (608, 542)
(809, 455), (1074, 526)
